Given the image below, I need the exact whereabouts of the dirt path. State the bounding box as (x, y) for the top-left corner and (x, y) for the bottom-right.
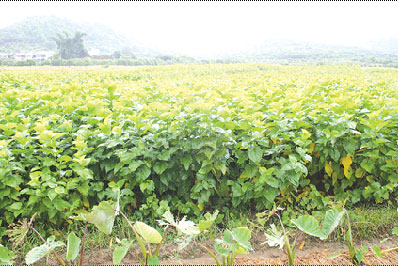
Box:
(72, 238), (398, 265)
(22, 234), (398, 265)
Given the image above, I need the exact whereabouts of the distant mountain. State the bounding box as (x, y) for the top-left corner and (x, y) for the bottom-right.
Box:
(0, 16), (142, 54)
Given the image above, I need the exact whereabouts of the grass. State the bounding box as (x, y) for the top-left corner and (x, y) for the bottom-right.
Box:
(348, 204), (398, 240)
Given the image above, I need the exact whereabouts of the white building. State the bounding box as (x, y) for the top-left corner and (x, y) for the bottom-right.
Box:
(8, 51), (55, 61)
(88, 49), (100, 56)
(31, 51), (55, 61)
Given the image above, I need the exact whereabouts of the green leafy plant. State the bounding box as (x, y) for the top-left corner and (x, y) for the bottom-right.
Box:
(7, 212), (85, 265)
(158, 210), (199, 251)
(261, 207), (296, 265)
(200, 227), (252, 265)
(292, 203), (398, 264)
(157, 210), (218, 251)
(292, 208), (344, 240)
(75, 191), (164, 265)
(0, 244), (14, 265)
(131, 221), (163, 265)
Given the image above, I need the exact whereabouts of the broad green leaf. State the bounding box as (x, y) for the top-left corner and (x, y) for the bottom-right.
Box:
(84, 201), (116, 235)
(136, 165), (151, 181)
(25, 236), (65, 264)
(133, 222), (162, 244)
(197, 210), (218, 232)
(392, 227), (398, 235)
(321, 209), (344, 237)
(153, 161), (168, 175)
(292, 215), (325, 239)
(147, 255), (161, 265)
(181, 155), (193, 171)
(66, 232), (81, 261)
(248, 146), (263, 164)
(113, 239), (133, 265)
(355, 249), (364, 263)
(214, 239), (230, 257)
(373, 245), (382, 258)
(223, 229), (234, 245)
(360, 159), (375, 173)
(0, 246), (14, 265)
(231, 227), (252, 250)
(362, 245), (368, 254)
(9, 202), (22, 210)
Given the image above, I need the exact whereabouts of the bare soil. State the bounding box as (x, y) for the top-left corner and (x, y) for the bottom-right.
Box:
(37, 234), (398, 265)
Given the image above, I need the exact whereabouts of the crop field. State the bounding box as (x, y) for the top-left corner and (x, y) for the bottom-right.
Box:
(1, 64), (398, 264)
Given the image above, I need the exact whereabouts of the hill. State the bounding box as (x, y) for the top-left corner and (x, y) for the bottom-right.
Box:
(0, 16), (138, 54)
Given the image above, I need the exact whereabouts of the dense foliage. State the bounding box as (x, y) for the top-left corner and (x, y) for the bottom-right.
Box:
(0, 55), (222, 67)
(1, 64), (398, 237)
(53, 31), (89, 60)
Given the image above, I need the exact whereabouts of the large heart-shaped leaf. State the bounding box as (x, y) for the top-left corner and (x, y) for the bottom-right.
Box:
(133, 222), (162, 244)
(321, 209), (344, 237)
(25, 236), (65, 264)
(222, 229), (234, 245)
(292, 215), (325, 239)
(232, 227), (252, 251)
(113, 239), (133, 265)
(66, 232), (81, 261)
(84, 201), (116, 235)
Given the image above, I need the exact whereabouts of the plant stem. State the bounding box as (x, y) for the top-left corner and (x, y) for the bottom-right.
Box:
(119, 209), (138, 235)
(199, 243), (221, 265)
(381, 246), (398, 254)
(30, 226), (66, 265)
(231, 252), (237, 265)
(79, 223), (89, 265)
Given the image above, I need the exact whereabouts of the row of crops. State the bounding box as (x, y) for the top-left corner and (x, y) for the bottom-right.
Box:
(1, 64), (398, 236)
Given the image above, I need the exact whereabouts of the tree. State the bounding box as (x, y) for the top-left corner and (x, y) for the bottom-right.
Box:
(120, 46), (136, 59)
(53, 31), (89, 59)
(112, 51), (121, 59)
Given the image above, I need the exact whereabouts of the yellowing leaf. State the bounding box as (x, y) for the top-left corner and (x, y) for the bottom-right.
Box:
(298, 241), (305, 250)
(341, 154), (353, 179)
(324, 161), (333, 177)
(308, 143), (315, 154)
(301, 129), (311, 140)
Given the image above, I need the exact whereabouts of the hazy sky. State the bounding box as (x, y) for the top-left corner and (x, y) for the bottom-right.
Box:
(1, 1), (397, 56)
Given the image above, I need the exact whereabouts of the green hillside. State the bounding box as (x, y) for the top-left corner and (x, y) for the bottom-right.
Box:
(0, 16), (135, 54)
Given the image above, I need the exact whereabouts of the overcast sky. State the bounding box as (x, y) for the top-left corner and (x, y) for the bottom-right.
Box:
(1, 1), (397, 56)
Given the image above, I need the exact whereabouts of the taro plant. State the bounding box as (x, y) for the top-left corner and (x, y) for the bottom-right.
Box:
(157, 210), (199, 251)
(7, 213), (85, 265)
(158, 210), (218, 251)
(264, 208), (296, 265)
(73, 191), (165, 265)
(200, 227), (252, 265)
(291, 203), (391, 264)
